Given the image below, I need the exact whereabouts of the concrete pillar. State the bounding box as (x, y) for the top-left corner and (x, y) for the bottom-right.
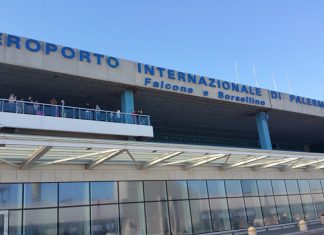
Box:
(256, 112), (272, 150)
(121, 90), (134, 113)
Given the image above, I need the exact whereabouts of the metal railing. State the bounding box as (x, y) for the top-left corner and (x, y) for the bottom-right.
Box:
(206, 219), (321, 235)
(0, 99), (151, 126)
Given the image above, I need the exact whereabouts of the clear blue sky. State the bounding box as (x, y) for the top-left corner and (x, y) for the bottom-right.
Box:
(1, 0), (324, 100)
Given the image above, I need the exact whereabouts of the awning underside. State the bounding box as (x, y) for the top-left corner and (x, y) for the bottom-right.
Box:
(1, 134), (324, 170)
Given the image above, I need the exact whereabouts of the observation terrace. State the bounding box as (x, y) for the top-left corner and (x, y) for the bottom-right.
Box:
(0, 98), (153, 139)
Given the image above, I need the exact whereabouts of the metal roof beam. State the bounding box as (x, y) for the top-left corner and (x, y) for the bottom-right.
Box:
(141, 151), (182, 169)
(262, 158), (298, 168)
(184, 154), (227, 170)
(229, 155), (269, 169)
(291, 159), (324, 169)
(20, 146), (52, 170)
(87, 150), (124, 170)
(36, 149), (119, 167)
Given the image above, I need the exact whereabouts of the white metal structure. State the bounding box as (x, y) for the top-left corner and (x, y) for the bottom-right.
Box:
(1, 134), (324, 170)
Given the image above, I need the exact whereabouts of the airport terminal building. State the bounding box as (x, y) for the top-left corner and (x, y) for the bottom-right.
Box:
(0, 33), (324, 235)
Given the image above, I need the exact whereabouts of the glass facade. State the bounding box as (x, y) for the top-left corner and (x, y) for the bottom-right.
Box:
(0, 179), (324, 235)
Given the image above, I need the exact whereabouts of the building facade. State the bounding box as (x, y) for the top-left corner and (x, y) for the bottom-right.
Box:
(0, 33), (324, 235)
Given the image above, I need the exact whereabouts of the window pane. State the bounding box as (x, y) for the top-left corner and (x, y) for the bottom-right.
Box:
(227, 198), (247, 229)
(24, 183), (57, 208)
(59, 182), (89, 206)
(272, 180), (287, 195)
(207, 180), (226, 198)
(188, 181), (208, 199)
(23, 208), (57, 235)
(321, 180), (324, 193)
(190, 199), (212, 234)
(242, 180), (258, 197)
(144, 181), (167, 201)
(210, 199), (231, 232)
(59, 206), (90, 235)
(288, 195), (304, 222)
(167, 181), (188, 200)
(298, 180), (311, 194)
(0, 184), (22, 209)
(145, 201), (170, 235)
(285, 180), (300, 195)
(120, 203), (146, 235)
(257, 180), (273, 196)
(301, 194), (316, 220)
(9, 210), (22, 235)
(168, 200), (192, 235)
(91, 204), (119, 235)
(225, 180), (242, 197)
(91, 182), (118, 204)
(260, 196), (278, 225)
(309, 180), (322, 194)
(275, 196), (292, 223)
(244, 197), (264, 227)
(312, 194), (324, 217)
(119, 181), (143, 203)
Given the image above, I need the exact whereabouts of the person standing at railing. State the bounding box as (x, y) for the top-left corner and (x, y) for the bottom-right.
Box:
(50, 97), (58, 117)
(137, 109), (143, 125)
(95, 104), (101, 121)
(116, 110), (121, 122)
(34, 100), (42, 115)
(26, 97), (34, 114)
(8, 93), (16, 113)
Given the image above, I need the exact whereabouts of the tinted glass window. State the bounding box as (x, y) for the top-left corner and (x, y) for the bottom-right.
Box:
(23, 208), (57, 235)
(257, 180), (273, 196)
(0, 184), (22, 209)
(288, 195), (304, 222)
(312, 194), (324, 217)
(301, 195), (316, 220)
(24, 183), (57, 208)
(227, 198), (247, 229)
(91, 182), (118, 204)
(275, 196), (292, 223)
(120, 203), (146, 235)
(244, 197), (264, 227)
(167, 181), (188, 200)
(207, 180), (226, 198)
(145, 201), (170, 235)
(91, 204), (119, 235)
(225, 180), (243, 197)
(59, 206), (90, 235)
(209, 198), (231, 232)
(272, 180), (287, 195)
(309, 180), (322, 194)
(285, 180), (300, 195)
(59, 182), (89, 206)
(260, 196), (278, 225)
(190, 199), (212, 234)
(119, 181), (143, 203)
(9, 210), (22, 235)
(242, 180), (258, 197)
(188, 180), (208, 199)
(144, 181), (167, 201)
(298, 180), (311, 194)
(168, 200), (192, 235)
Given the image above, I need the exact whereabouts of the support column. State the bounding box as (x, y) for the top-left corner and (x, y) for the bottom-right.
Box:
(121, 90), (135, 124)
(121, 90), (134, 113)
(256, 112), (272, 150)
